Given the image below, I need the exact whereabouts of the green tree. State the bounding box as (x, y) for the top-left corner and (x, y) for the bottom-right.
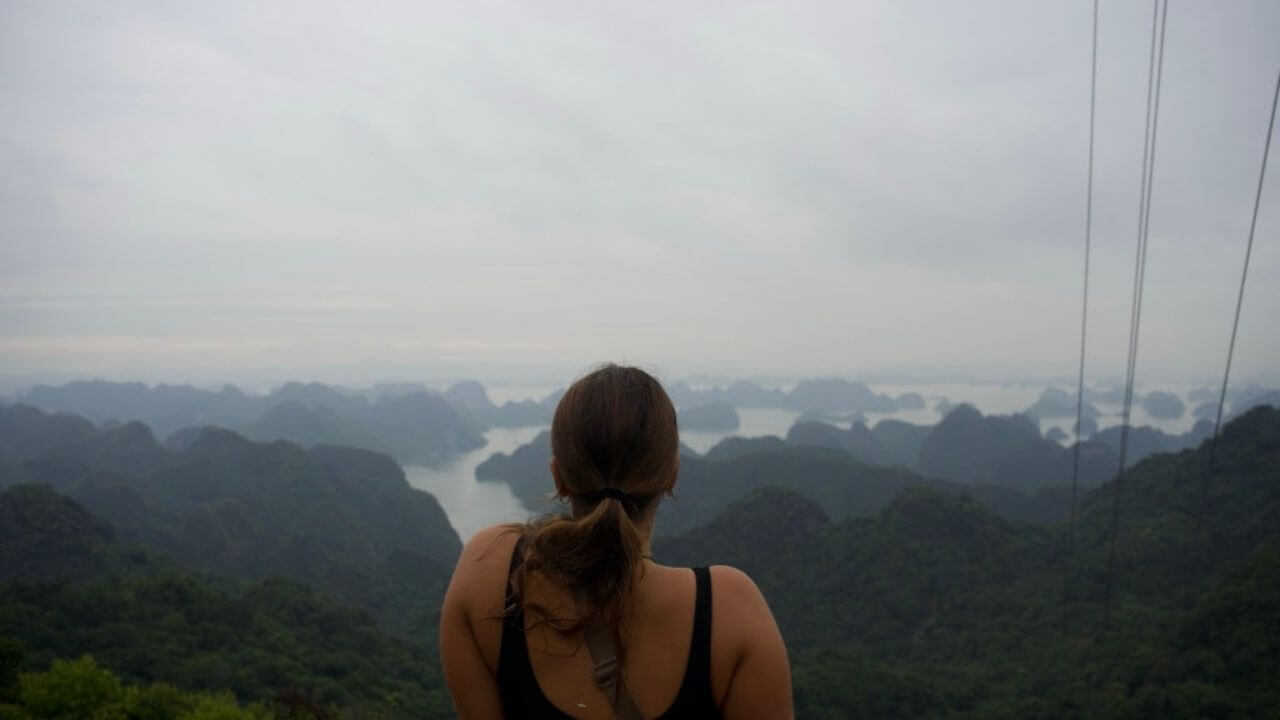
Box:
(0, 638), (23, 703)
(176, 693), (270, 720)
(18, 656), (124, 720)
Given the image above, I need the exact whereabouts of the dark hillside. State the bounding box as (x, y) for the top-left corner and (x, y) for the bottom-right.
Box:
(919, 405), (1051, 488)
(245, 400), (386, 454)
(0, 482), (454, 717)
(786, 418), (924, 467)
(655, 406), (1280, 717)
(867, 418), (931, 465)
(0, 574), (453, 717)
(702, 434), (787, 461)
(1091, 419), (1213, 468)
(913, 404), (1118, 491)
(662, 446), (928, 535)
(658, 486), (1056, 655)
(653, 486), (829, 583)
(0, 484), (151, 583)
(1072, 405), (1280, 602)
(0, 405), (461, 634)
(475, 429), (556, 513)
(480, 424), (1084, 532)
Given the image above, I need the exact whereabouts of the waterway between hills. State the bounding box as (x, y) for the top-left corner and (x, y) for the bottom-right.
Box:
(406, 382), (1204, 542)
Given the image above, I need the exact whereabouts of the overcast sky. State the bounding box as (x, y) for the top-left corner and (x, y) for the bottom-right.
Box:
(2, 0), (1278, 391)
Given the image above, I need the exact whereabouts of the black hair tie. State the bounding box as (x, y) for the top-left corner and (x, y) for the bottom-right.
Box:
(592, 487), (630, 502)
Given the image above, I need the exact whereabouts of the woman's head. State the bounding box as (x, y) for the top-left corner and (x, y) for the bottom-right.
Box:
(508, 364), (679, 653)
(550, 363), (679, 517)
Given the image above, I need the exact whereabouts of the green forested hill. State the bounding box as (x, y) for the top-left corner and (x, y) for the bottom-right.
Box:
(0, 405), (460, 634)
(0, 483), (453, 718)
(0, 574), (452, 718)
(656, 406), (1280, 717)
(0, 484), (152, 584)
(2, 404), (1276, 718)
(915, 404), (1119, 491)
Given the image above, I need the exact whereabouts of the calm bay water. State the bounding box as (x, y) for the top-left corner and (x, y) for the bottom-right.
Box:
(403, 426), (542, 543)
(409, 383), (1206, 538)
(679, 408), (804, 453)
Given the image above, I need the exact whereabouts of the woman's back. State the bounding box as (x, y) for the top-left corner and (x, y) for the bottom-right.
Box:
(439, 365), (793, 719)
(441, 526), (792, 719)
(499, 534), (718, 718)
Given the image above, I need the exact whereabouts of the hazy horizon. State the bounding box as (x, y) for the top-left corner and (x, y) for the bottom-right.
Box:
(2, 366), (1271, 403)
(4, 1), (1279, 391)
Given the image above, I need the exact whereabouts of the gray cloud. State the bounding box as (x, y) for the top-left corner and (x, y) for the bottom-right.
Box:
(2, 0), (1278, 388)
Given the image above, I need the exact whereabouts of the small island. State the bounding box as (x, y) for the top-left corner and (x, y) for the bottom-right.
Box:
(1142, 390), (1186, 419)
(678, 400), (741, 432)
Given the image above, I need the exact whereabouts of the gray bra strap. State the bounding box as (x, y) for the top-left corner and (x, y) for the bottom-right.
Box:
(578, 595), (645, 720)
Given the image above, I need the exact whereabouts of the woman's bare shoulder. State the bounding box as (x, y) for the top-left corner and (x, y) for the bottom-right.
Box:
(460, 523), (522, 564)
(454, 524), (522, 583)
(707, 564), (759, 585)
(706, 565), (782, 656)
(447, 524), (522, 604)
(707, 564), (767, 604)
(440, 524), (521, 708)
(706, 564), (793, 719)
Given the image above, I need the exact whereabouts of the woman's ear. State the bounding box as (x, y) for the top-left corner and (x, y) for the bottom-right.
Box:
(549, 456), (566, 497)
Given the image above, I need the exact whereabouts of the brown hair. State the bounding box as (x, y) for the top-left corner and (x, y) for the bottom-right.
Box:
(507, 363), (680, 667)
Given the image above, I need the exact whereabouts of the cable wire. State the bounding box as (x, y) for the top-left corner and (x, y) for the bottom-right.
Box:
(1103, 0), (1167, 632)
(1062, 0), (1100, 638)
(1067, 0), (1099, 566)
(1201, 66), (1280, 509)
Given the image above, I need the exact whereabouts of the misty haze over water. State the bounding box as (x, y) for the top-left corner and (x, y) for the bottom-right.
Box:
(398, 380), (1211, 540)
(403, 425), (538, 541)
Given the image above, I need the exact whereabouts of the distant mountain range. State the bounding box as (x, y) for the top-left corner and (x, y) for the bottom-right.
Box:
(13, 379), (560, 467)
(475, 386), (1277, 537)
(15, 378), (1274, 470)
(667, 377), (920, 413)
(475, 403), (1123, 533)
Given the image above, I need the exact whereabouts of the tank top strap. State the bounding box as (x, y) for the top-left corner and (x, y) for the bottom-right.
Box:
(500, 535), (562, 717)
(504, 535), (525, 600)
(691, 566), (713, 666)
(502, 535), (526, 633)
(672, 565), (715, 711)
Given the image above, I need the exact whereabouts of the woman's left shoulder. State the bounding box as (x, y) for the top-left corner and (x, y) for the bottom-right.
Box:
(440, 524), (518, 712)
(707, 564), (766, 602)
(453, 524), (523, 582)
(441, 524), (523, 669)
(462, 524), (521, 561)
(705, 565), (779, 650)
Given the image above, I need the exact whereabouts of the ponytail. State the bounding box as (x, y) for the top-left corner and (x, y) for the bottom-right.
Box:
(506, 364), (679, 670)
(510, 493), (649, 662)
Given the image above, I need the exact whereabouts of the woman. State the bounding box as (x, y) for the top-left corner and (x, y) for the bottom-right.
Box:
(440, 364), (793, 719)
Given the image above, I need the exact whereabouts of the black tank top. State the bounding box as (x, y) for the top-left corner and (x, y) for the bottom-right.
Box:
(498, 540), (721, 719)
